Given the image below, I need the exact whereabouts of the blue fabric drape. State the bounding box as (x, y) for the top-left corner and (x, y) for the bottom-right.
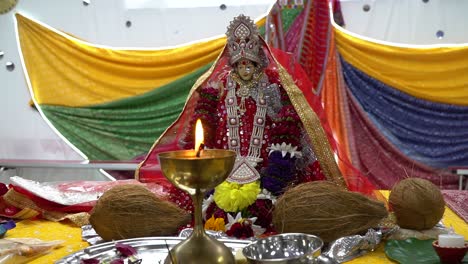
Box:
(341, 58), (468, 168)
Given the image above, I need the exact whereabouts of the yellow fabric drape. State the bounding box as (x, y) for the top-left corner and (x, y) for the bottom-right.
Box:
(16, 14), (265, 107)
(334, 26), (468, 106)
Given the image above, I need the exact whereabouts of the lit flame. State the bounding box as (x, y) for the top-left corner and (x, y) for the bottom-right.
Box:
(195, 119), (204, 152)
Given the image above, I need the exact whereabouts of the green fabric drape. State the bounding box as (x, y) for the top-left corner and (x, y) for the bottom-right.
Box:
(282, 8), (303, 32)
(40, 64), (211, 160)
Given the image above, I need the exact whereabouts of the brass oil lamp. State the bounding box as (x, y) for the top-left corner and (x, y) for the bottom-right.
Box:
(159, 120), (236, 264)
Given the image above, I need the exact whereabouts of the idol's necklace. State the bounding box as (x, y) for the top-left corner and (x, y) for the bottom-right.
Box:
(232, 73), (259, 114)
(224, 73), (267, 184)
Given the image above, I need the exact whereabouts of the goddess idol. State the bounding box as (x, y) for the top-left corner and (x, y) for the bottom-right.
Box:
(137, 15), (349, 235)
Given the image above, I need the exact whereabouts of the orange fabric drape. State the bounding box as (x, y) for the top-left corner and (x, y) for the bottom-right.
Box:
(320, 35), (353, 177)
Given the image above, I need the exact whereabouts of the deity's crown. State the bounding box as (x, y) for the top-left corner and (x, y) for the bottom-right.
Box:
(226, 15), (261, 66)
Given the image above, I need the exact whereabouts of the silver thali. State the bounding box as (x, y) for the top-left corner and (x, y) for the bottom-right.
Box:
(55, 237), (251, 263)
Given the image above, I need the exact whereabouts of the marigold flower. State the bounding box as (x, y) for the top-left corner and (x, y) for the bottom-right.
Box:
(214, 181), (260, 212)
(204, 215), (226, 231)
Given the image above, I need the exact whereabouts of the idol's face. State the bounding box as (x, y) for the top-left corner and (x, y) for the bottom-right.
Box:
(236, 59), (255, 81)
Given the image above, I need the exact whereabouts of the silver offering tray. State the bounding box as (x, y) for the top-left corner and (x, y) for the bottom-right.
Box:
(55, 236), (251, 264)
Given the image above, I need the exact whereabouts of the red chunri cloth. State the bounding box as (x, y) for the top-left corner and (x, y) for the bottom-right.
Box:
(442, 190), (468, 223)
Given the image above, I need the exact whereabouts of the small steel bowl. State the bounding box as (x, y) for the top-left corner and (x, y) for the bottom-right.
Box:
(242, 233), (323, 264)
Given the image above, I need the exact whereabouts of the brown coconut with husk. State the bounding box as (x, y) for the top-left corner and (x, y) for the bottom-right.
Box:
(389, 178), (445, 230)
(272, 181), (388, 242)
(89, 184), (190, 241)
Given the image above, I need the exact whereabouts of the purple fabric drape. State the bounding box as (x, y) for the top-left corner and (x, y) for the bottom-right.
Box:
(341, 59), (468, 168)
(346, 87), (458, 189)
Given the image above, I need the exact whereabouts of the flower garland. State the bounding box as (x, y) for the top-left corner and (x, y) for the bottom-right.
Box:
(260, 100), (303, 196)
(182, 86), (219, 149)
(269, 105), (302, 148)
(203, 187), (273, 238)
(167, 69), (326, 239)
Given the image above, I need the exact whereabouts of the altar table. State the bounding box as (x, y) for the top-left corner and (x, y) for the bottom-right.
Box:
(5, 192), (468, 264)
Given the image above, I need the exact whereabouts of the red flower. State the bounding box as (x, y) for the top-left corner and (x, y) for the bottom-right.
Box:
(0, 183), (8, 196)
(205, 202), (228, 223)
(115, 242), (137, 257)
(80, 244), (138, 264)
(247, 199), (273, 228)
(226, 222), (254, 239)
(80, 259), (100, 264)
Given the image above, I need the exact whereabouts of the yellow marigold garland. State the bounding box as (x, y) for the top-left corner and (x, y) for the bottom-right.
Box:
(214, 181), (261, 212)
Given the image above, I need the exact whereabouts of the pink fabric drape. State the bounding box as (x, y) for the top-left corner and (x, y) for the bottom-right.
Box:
(284, 9), (305, 55)
(298, 0), (335, 91)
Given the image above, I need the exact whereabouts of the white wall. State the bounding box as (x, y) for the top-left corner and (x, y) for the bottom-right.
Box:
(339, 0), (468, 45)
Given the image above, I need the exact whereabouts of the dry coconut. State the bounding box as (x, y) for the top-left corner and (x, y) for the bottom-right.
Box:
(389, 178), (445, 230)
(89, 184), (190, 241)
(272, 181), (388, 242)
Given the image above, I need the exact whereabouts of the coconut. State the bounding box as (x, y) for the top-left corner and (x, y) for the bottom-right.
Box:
(389, 178), (445, 230)
(89, 184), (190, 241)
(272, 181), (388, 242)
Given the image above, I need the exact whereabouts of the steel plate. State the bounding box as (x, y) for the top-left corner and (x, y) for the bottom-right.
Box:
(55, 236), (251, 263)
